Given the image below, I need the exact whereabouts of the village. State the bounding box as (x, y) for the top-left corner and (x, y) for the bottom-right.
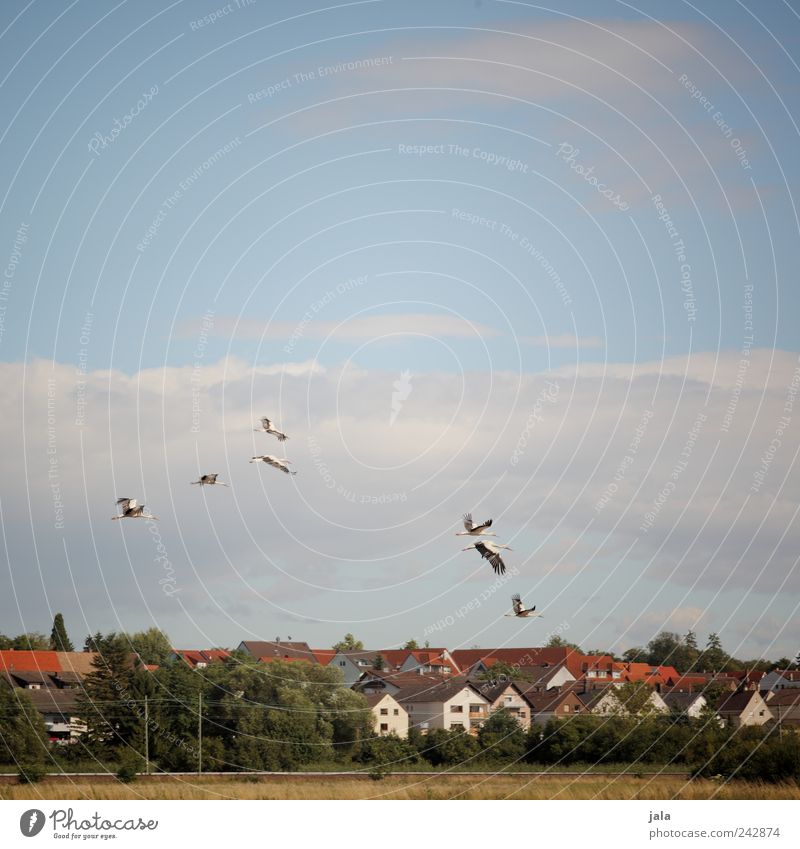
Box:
(3, 639), (799, 747)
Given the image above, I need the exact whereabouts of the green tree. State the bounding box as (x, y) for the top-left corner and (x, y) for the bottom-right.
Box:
(0, 684), (48, 766)
(333, 633), (363, 652)
(622, 646), (647, 663)
(477, 710), (526, 762)
(372, 653), (385, 670)
(477, 661), (523, 682)
(77, 632), (144, 757)
(545, 634), (582, 651)
(417, 727), (480, 767)
(84, 631), (104, 653)
(49, 613), (74, 652)
(129, 628), (172, 666)
(700, 633), (728, 672)
(11, 632), (49, 651)
(402, 639), (419, 650)
(610, 682), (657, 716)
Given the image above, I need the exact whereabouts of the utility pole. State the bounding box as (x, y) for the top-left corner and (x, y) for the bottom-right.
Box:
(198, 692), (203, 776)
(144, 696), (150, 775)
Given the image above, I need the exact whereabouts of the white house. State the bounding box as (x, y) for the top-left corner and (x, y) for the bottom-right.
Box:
(718, 691), (772, 728)
(662, 691), (708, 719)
(364, 692), (409, 738)
(471, 680), (531, 730)
(396, 680), (490, 733)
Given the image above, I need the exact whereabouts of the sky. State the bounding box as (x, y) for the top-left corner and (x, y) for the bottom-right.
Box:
(1, 0), (799, 661)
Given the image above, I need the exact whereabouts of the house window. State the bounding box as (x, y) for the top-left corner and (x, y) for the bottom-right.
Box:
(393, 709), (399, 716)
(380, 708), (388, 715)
(505, 696), (513, 704)
(563, 704), (570, 712)
(380, 724), (388, 732)
(338, 661), (346, 667)
(469, 704), (483, 713)
(451, 723), (463, 730)
(450, 705), (464, 713)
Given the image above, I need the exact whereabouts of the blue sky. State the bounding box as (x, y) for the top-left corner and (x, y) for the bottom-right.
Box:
(1, 0), (799, 661)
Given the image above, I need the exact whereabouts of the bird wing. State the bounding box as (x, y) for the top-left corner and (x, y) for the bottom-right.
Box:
(511, 594), (523, 614)
(116, 498), (132, 510)
(490, 552), (506, 575)
(206, 474), (217, 483)
(463, 513), (475, 531)
(261, 417), (273, 429)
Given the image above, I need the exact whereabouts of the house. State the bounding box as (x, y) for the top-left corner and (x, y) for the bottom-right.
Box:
(329, 651), (393, 686)
(354, 669), (443, 696)
(515, 664), (576, 692)
(763, 690), (800, 728)
(396, 679), (491, 733)
(25, 689), (86, 744)
(399, 649), (458, 676)
(172, 649), (230, 669)
(717, 690), (772, 728)
(760, 669), (800, 692)
(236, 641), (315, 662)
(662, 691), (708, 719)
(450, 647), (577, 677)
(472, 680), (531, 729)
(574, 685), (668, 716)
(364, 692), (409, 738)
(524, 689), (585, 725)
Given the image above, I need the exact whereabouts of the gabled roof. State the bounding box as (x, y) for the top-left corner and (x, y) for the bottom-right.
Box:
(471, 680), (525, 703)
(523, 689), (582, 712)
(173, 649), (230, 667)
(0, 650), (62, 673)
(718, 691), (761, 713)
(25, 687), (81, 714)
(363, 692), (401, 708)
(764, 690), (800, 707)
(55, 652), (98, 676)
(662, 691), (705, 709)
(310, 649), (337, 665)
(450, 647), (573, 672)
(395, 677), (487, 704)
(9, 670), (50, 685)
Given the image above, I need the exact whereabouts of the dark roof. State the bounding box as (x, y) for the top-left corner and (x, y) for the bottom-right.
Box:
(363, 692), (394, 708)
(9, 670), (50, 685)
(765, 690), (800, 707)
(469, 680), (524, 703)
(395, 678), (484, 704)
(718, 691), (759, 713)
(662, 691), (704, 709)
(523, 689), (581, 711)
(25, 688), (81, 714)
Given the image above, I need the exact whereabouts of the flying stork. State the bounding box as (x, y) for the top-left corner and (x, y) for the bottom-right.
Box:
(254, 417), (289, 441)
(190, 474), (228, 486)
(111, 498), (158, 520)
(456, 513), (496, 536)
(462, 540), (511, 575)
(250, 455), (297, 475)
(505, 594), (541, 618)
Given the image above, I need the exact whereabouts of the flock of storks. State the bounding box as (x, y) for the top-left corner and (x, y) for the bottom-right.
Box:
(112, 417), (540, 619)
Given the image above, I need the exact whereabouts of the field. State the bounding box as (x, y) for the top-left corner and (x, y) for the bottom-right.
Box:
(2, 774), (798, 801)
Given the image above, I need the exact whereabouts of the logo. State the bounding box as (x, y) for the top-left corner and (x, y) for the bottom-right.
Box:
(19, 810), (45, 837)
(390, 369), (413, 425)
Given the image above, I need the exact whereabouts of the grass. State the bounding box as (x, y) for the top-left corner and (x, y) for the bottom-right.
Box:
(1, 775), (798, 800)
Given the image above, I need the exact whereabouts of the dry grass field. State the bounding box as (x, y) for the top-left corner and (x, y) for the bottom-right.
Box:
(2, 775), (798, 801)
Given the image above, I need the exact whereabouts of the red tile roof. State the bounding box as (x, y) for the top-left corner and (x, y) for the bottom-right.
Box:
(310, 649), (337, 665)
(0, 650), (62, 673)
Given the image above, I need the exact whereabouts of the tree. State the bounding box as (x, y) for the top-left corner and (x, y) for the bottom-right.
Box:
(49, 613), (74, 652)
(333, 633), (363, 652)
(700, 633), (728, 673)
(545, 634), (582, 651)
(11, 632), (49, 651)
(477, 661), (523, 683)
(84, 631), (104, 653)
(129, 628), (172, 666)
(622, 646), (647, 663)
(77, 632), (145, 757)
(477, 710), (526, 762)
(402, 639), (419, 650)
(372, 653), (385, 670)
(610, 682), (657, 716)
(0, 685), (48, 766)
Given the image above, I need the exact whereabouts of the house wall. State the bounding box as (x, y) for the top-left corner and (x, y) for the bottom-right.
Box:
(371, 696), (409, 738)
(403, 687), (489, 732)
(489, 687), (531, 730)
(724, 695), (772, 728)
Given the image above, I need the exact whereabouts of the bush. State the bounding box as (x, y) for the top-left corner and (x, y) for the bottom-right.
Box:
(477, 710), (527, 763)
(356, 734), (418, 768)
(417, 728), (480, 767)
(18, 762), (46, 784)
(115, 751), (143, 783)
